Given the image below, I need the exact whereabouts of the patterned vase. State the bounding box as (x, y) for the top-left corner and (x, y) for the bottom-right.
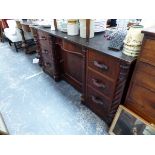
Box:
(123, 25), (144, 57)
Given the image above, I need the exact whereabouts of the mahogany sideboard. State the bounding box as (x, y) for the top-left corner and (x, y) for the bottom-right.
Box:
(31, 25), (136, 125)
(124, 27), (155, 125)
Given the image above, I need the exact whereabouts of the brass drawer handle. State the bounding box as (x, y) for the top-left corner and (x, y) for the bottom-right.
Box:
(92, 79), (106, 89)
(91, 96), (104, 105)
(93, 61), (108, 71)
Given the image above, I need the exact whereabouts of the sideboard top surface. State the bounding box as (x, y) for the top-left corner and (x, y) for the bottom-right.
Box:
(38, 26), (136, 63)
(21, 21), (135, 63)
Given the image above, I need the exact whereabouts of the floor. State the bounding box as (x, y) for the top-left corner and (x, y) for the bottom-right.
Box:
(0, 42), (108, 135)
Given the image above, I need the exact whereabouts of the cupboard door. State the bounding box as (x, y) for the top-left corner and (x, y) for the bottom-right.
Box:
(62, 40), (85, 92)
(43, 61), (54, 77)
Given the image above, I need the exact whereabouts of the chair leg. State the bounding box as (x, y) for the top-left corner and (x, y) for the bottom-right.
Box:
(14, 43), (18, 52)
(8, 40), (12, 46)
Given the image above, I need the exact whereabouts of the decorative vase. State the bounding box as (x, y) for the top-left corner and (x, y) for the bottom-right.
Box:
(67, 19), (79, 36)
(123, 25), (144, 57)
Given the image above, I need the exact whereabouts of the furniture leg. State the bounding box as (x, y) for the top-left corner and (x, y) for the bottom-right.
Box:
(8, 40), (12, 46)
(14, 42), (18, 52)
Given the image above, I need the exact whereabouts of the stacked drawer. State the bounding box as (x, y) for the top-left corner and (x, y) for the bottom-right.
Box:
(85, 49), (122, 124)
(125, 36), (155, 125)
(37, 30), (54, 77)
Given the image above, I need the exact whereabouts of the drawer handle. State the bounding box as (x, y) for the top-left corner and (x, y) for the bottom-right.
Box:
(44, 62), (51, 67)
(91, 96), (104, 105)
(39, 36), (47, 40)
(92, 79), (106, 89)
(43, 49), (48, 54)
(93, 61), (108, 71)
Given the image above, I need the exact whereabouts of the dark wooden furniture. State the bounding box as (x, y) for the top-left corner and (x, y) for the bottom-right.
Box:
(37, 30), (61, 81)
(84, 49), (135, 124)
(61, 40), (86, 92)
(124, 27), (155, 125)
(33, 26), (136, 125)
(0, 20), (3, 42)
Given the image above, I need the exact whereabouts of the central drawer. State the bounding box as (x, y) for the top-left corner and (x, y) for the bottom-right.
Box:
(62, 40), (82, 53)
(87, 68), (115, 98)
(88, 49), (119, 80)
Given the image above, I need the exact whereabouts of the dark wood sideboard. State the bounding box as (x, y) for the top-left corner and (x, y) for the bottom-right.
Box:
(124, 27), (155, 125)
(32, 26), (136, 125)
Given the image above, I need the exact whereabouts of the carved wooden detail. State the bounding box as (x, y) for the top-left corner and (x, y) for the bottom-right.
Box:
(107, 61), (131, 124)
(50, 36), (61, 81)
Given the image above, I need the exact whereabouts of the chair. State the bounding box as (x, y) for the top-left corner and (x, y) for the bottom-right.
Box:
(3, 19), (23, 51)
(4, 20), (35, 53)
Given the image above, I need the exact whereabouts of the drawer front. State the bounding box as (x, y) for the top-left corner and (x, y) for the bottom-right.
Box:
(127, 83), (155, 124)
(88, 50), (119, 80)
(40, 39), (52, 49)
(43, 60), (54, 76)
(87, 68), (115, 98)
(134, 62), (155, 92)
(40, 45), (54, 75)
(140, 38), (155, 66)
(86, 86), (111, 117)
(62, 40), (82, 54)
(40, 46), (53, 61)
(37, 30), (51, 47)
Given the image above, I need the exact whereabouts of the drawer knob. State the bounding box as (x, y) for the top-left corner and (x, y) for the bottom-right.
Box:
(44, 62), (51, 67)
(93, 61), (108, 71)
(43, 49), (48, 54)
(91, 96), (104, 105)
(39, 36), (47, 40)
(92, 79), (106, 89)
